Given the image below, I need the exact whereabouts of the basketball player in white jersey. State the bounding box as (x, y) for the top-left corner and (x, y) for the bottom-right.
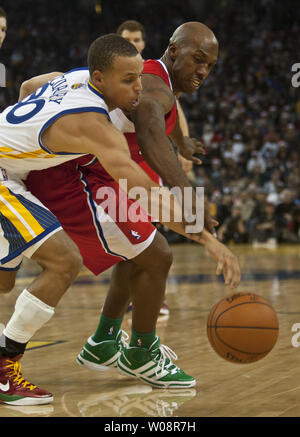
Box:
(0, 33), (203, 406)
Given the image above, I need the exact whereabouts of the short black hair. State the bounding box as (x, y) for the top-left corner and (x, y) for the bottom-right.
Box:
(88, 33), (139, 75)
(0, 7), (6, 18)
(116, 20), (146, 40)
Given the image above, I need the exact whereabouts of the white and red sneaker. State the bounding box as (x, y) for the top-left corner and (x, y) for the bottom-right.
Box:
(0, 355), (53, 405)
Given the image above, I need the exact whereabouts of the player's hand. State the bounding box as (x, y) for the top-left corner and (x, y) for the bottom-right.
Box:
(204, 237), (241, 289)
(178, 137), (205, 165)
(178, 154), (193, 173)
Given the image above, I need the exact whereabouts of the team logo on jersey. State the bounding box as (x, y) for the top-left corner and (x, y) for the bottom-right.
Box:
(71, 83), (84, 89)
(130, 230), (141, 240)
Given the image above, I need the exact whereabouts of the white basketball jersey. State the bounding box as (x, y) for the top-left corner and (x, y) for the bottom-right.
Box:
(0, 68), (109, 179)
(109, 108), (135, 133)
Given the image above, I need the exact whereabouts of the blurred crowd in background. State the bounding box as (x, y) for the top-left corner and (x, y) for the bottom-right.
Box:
(0, 0), (299, 246)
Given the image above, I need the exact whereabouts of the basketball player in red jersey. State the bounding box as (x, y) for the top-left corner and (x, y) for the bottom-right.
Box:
(116, 19), (193, 174)
(116, 19), (194, 317)
(22, 22), (240, 389)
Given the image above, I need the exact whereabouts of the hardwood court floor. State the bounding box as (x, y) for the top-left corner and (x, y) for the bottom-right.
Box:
(0, 243), (300, 417)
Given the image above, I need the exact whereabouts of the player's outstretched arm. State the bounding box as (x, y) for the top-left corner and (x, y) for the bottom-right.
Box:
(41, 112), (194, 233)
(42, 110), (241, 289)
(131, 75), (217, 234)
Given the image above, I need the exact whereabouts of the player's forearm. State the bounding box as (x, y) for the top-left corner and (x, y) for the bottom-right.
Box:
(102, 151), (202, 238)
(136, 124), (194, 191)
(161, 221), (217, 248)
(136, 123), (202, 230)
(19, 72), (63, 101)
(116, 173), (203, 240)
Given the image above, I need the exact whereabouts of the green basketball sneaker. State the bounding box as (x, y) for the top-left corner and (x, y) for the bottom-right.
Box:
(117, 336), (196, 388)
(77, 330), (129, 371)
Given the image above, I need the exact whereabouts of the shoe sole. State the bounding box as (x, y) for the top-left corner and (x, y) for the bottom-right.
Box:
(0, 396), (54, 406)
(76, 354), (118, 372)
(117, 363), (196, 389)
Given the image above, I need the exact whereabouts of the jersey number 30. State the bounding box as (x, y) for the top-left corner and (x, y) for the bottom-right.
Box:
(6, 83), (49, 124)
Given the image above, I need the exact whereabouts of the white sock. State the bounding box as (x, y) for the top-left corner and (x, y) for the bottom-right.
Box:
(3, 289), (55, 344)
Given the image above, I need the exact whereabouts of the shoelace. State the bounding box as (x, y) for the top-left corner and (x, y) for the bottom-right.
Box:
(153, 344), (179, 377)
(118, 330), (129, 349)
(6, 359), (36, 390)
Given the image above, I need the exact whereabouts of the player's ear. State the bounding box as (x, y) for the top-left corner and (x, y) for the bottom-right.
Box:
(92, 70), (105, 88)
(168, 43), (179, 61)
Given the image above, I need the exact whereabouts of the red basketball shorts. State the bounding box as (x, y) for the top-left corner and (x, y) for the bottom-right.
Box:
(25, 158), (159, 275)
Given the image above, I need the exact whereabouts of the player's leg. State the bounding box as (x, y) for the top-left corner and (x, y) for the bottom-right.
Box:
(0, 180), (82, 406)
(28, 230), (82, 306)
(102, 260), (133, 318)
(0, 271), (18, 294)
(126, 159), (169, 317)
(112, 234), (195, 388)
(0, 254), (23, 294)
(77, 230), (169, 371)
(78, 228), (195, 388)
(0, 230), (82, 406)
(97, 231), (171, 336)
(121, 231), (171, 331)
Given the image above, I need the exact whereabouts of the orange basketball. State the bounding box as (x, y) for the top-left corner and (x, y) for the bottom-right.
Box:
(207, 292), (279, 364)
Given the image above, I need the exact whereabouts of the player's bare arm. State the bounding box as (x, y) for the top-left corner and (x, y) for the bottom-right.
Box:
(131, 74), (217, 234)
(41, 111), (157, 192)
(39, 111), (201, 240)
(131, 74), (198, 190)
(40, 109), (240, 287)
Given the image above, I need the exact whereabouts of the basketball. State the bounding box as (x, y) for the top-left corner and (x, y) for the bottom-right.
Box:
(207, 292), (279, 364)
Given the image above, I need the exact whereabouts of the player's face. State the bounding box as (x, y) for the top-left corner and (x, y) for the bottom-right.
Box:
(97, 54), (143, 112)
(170, 37), (218, 94)
(120, 30), (145, 54)
(0, 17), (7, 48)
